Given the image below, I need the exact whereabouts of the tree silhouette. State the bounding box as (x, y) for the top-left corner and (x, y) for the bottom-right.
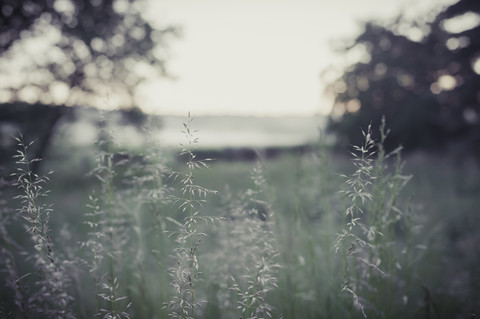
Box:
(0, 0), (178, 107)
(0, 0), (176, 176)
(326, 0), (480, 156)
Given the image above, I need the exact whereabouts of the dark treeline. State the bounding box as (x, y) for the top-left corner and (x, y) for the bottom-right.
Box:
(326, 0), (480, 158)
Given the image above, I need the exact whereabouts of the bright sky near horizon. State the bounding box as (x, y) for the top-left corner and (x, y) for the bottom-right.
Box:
(137, 0), (455, 117)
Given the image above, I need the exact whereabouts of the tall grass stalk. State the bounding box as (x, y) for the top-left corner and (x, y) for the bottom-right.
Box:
(11, 134), (74, 318)
(226, 162), (280, 319)
(164, 113), (220, 318)
(84, 123), (132, 318)
(123, 119), (172, 318)
(335, 124), (376, 318)
(335, 118), (422, 318)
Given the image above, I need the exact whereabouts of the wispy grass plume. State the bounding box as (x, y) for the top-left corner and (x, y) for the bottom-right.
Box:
(213, 162), (280, 319)
(164, 113), (221, 318)
(83, 123), (132, 319)
(335, 118), (421, 318)
(11, 134), (74, 318)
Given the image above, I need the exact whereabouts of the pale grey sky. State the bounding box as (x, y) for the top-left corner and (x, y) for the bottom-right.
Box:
(135, 0), (455, 116)
(0, 0), (455, 116)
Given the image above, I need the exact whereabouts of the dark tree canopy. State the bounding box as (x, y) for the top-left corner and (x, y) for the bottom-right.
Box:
(326, 0), (480, 157)
(0, 0), (178, 107)
(0, 0), (174, 176)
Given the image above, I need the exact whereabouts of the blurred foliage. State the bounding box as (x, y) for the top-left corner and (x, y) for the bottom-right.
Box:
(326, 0), (480, 157)
(0, 0), (168, 175)
(0, 0), (178, 107)
(0, 102), (149, 177)
(0, 103), (72, 176)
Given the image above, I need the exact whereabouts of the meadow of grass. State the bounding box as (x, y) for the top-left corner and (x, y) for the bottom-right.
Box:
(0, 115), (479, 318)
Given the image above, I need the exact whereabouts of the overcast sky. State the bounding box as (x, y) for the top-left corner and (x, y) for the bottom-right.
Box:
(137, 0), (455, 116)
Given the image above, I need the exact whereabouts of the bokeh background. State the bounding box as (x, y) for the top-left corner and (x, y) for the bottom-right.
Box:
(0, 0), (479, 318)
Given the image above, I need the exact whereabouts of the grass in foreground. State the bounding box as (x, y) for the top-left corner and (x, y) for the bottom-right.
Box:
(0, 115), (479, 318)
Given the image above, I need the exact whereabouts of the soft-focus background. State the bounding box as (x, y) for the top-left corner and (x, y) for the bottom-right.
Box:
(0, 0), (479, 318)
(2, 0), (479, 161)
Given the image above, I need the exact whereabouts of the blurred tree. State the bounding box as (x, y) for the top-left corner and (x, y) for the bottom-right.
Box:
(0, 102), (74, 176)
(0, 0), (175, 176)
(0, 102), (152, 177)
(0, 0), (178, 107)
(325, 0), (480, 156)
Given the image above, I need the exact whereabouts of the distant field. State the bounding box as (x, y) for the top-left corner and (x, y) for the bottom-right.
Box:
(156, 115), (326, 148)
(62, 113), (326, 153)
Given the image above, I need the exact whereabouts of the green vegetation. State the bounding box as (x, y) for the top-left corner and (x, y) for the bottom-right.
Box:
(0, 115), (479, 318)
